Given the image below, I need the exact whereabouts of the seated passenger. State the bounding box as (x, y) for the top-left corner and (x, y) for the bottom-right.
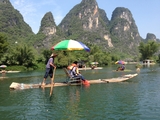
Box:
(67, 61), (90, 86)
(67, 61), (85, 81)
(121, 64), (125, 71)
(116, 64), (125, 71)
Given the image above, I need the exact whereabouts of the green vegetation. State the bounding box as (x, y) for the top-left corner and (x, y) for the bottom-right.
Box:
(138, 40), (160, 61)
(0, 33), (9, 57)
(0, 1), (33, 45)
(0, 32), (122, 71)
(2, 31), (160, 72)
(41, 44), (120, 68)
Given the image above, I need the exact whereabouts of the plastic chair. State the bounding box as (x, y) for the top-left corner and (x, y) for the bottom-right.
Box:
(63, 68), (82, 83)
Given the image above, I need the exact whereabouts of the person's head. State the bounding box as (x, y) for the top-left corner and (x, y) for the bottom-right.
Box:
(73, 61), (78, 65)
(50, 53), (58, 58)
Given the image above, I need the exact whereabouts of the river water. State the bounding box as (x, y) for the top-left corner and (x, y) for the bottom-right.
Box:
(0, 64), (160, 120)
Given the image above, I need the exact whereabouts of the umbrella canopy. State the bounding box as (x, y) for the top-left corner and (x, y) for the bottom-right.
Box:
(115, 60), (125, 65)
(0, 65), (7, 68)
(51, 40), (90, 52)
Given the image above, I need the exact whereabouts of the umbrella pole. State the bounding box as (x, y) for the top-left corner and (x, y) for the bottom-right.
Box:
(49, 67), (56, 97)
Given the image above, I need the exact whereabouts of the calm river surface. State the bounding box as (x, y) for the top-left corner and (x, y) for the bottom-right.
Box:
(0, 64), (160, 120)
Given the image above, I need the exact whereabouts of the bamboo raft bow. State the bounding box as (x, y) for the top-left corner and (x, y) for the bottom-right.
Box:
(9, 73), (138, 90)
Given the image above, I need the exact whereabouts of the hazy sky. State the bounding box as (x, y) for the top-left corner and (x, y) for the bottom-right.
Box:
(10, 0), (160, 39)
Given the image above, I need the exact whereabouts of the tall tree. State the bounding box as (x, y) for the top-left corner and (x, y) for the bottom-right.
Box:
(138, 40), (159, 60)
(11, 45), (35, 67)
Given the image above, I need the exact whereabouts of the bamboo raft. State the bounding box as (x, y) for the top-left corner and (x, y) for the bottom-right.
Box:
(9, 73), (138, 90)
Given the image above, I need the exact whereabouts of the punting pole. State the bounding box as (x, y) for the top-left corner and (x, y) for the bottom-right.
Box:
(49, 67), (56, 97)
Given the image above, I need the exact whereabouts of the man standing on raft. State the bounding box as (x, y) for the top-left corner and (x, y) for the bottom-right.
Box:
(42, 53), (57, 86)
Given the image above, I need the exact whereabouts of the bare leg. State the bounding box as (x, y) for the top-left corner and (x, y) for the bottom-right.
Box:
(41, 78), (46, 85)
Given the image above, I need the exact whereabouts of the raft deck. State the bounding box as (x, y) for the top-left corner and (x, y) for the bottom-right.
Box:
(9, 73), (138, 90)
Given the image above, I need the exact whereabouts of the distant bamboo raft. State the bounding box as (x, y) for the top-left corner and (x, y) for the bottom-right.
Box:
(78, 67), (103, 70)
(0, 71), (20, 73)
(0, 77), (8, 79)
(9, 73), (138, 90)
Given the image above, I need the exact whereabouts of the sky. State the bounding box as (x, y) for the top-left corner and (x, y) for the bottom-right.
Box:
(10, 0), (160, 39)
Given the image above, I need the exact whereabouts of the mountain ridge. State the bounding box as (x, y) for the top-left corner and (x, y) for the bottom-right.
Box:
(0, 0), (159, 57)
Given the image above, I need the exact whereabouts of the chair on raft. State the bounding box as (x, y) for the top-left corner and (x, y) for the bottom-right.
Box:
(63, 68), (82, 83)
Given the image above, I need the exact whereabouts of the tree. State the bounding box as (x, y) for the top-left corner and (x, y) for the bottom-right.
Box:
(138, 40), (159, 60)
(42, 49), (52, 64)
(11, 45), (35, 68)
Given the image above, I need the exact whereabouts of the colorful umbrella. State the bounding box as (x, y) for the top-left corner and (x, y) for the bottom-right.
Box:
(51, 40), (90, 52)
(115, 60), (125, 65)
(0, 65), (7, 68)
